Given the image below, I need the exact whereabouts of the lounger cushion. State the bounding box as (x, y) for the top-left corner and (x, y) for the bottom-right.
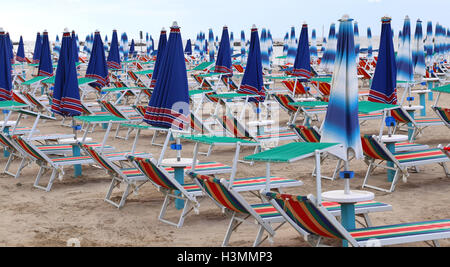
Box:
(349, 219), (450, 242)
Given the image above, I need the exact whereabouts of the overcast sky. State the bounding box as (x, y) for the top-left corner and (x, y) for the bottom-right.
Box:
(1, 0), (449, 42)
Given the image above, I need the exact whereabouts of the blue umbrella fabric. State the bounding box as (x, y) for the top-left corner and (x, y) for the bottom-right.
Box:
(321, 15), (363, 161)
(185, 39), (192, 55)
(16, 36), (26, 62)
(237, 25), (265, 103)
(71, 31), (79, 63)
(310, 29), (318, 62)
(367, 27), (373, 61)
(38, 31), (53, 77)
(51, 29), (83, 117)
(322, 23), (337, 73)
(283, 32), (289, 57)
(261, 28), (270, 70)
(104, 35), (109, 54)
(397, 16), (414, 83)
(129, 39), (135, 58)
(107, 30), (121, 70)
(144, 22), (190, 130)
(240, 30), (246, 62)
(290, 23), (312, 79)
(32, 32), (42, 64)
(86, 31), (109, 88)
(0, 29), (12, 101)
(215, 26), (232, 76)
(54, 35), (61, 58)
(287, 26), (297, 65)
(208, 29), (215, 62)
(6, 33), (14, 65)
(121, 33), (129, 60)
(150, 28), (167, 88)
(425, 21), (433, 67)
(368, 16), (397, 104)
(413, 19), (426, 77)
(354, 21), (360, 58)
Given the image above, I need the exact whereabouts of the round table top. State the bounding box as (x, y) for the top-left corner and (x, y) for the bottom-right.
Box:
(59, 137), (93, 144)
(403, 105), (424, 111)
(161, 158), (195, 167)
(412, 90), (431, 94)
(322, 190), (375, 204)
(381, 135), (409, 143)
(248, 120), (275, 127)
(0, 121), (17, 127)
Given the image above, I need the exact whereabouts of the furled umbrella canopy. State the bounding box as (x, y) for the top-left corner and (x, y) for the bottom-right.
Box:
(38, 30), (53, 77)
(215, 26), (232, 76)
(16, 36), (26, 62)
(291, 23), (312, 79)
(71, 31), (79, 63)
(368, 16), (398, 104)
(32, 32), (42, 64)
(413, 19), (426, 77)
(129, 39), (135, 58)
(185, 39), (192, 55)
(150, 28), (167, 88)
(54, 35), (61, 57)
(321, 15), (363, 161)
(86, 30), (109, 88)
(0, 29), (12, 101)
(144, 22), (190, 130)
(51, 29), (83, 117)
(287, 26), (297, 65)
(237, 25), (265, 103)
(397, 16), (414, 83)
(107, 30), (121, 70)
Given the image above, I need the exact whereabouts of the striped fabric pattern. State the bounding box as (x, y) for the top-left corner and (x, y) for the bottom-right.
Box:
(391, 108), (411, 124)
(256, 131), (297, 140)
(273, 94), (298, 113)
(282, 81), (308, 95)
(231, 176), (298, 188)
(266, 192), (345, 239)
(349, 220), (450, 242)
(434, 107), (450, 124)
(82, 144), (116, 173)
(291, 125), (321, 143)
(361, 135), (392, 161)
(129, 156), (177, 190)
(12, 136), (47, 162)
(192, 74), (214, 90)
(251, 203), (282, 219)
(100, 101), (126, 119)
(219, 115), (252, 139)
(394, 149), (448, 164)
(193, 174), (248, 214)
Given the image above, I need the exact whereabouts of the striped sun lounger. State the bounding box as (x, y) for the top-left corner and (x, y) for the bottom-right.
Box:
(267, 192), (450, 247)
(361, 135), (450, 192)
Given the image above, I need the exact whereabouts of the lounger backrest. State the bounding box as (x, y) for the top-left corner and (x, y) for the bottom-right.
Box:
(291, 125), (321, 143)
(433, 106), (450, 125)
(391, 107), (413, 124)
(11, 135), (52, 164)
(360, 135), (394, 162)
(205, 92), (219, 103)
(98, 100), (127, 119)
(233, 64), (244, 73)
(190, 113), (210, 134)
(273, 94), (298, 113)
(192, 173), (248, 213)
(128, 156), (178, 191)
(127, 71), (146, 88)
(266, 192), (357, 245)
(221, 77), (238, 90)
(23, 92), (45, 110)
(0, 133), (17, 151)
(217, 114), (253, 140)
(191, 74), (213, 90)
(357, 67), (371, 79)
(81, 144), (123, 178)
(133, 105), (147, 117)
(282, 80), (307, 95)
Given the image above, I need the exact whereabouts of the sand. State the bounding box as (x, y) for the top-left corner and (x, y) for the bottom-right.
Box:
(0, 73), (449, 247)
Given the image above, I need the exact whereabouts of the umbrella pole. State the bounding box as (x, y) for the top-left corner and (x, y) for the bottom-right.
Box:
(315, 150), (322, 205)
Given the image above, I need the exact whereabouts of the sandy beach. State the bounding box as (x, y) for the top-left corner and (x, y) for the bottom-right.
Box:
(1, 73), (449, 247)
